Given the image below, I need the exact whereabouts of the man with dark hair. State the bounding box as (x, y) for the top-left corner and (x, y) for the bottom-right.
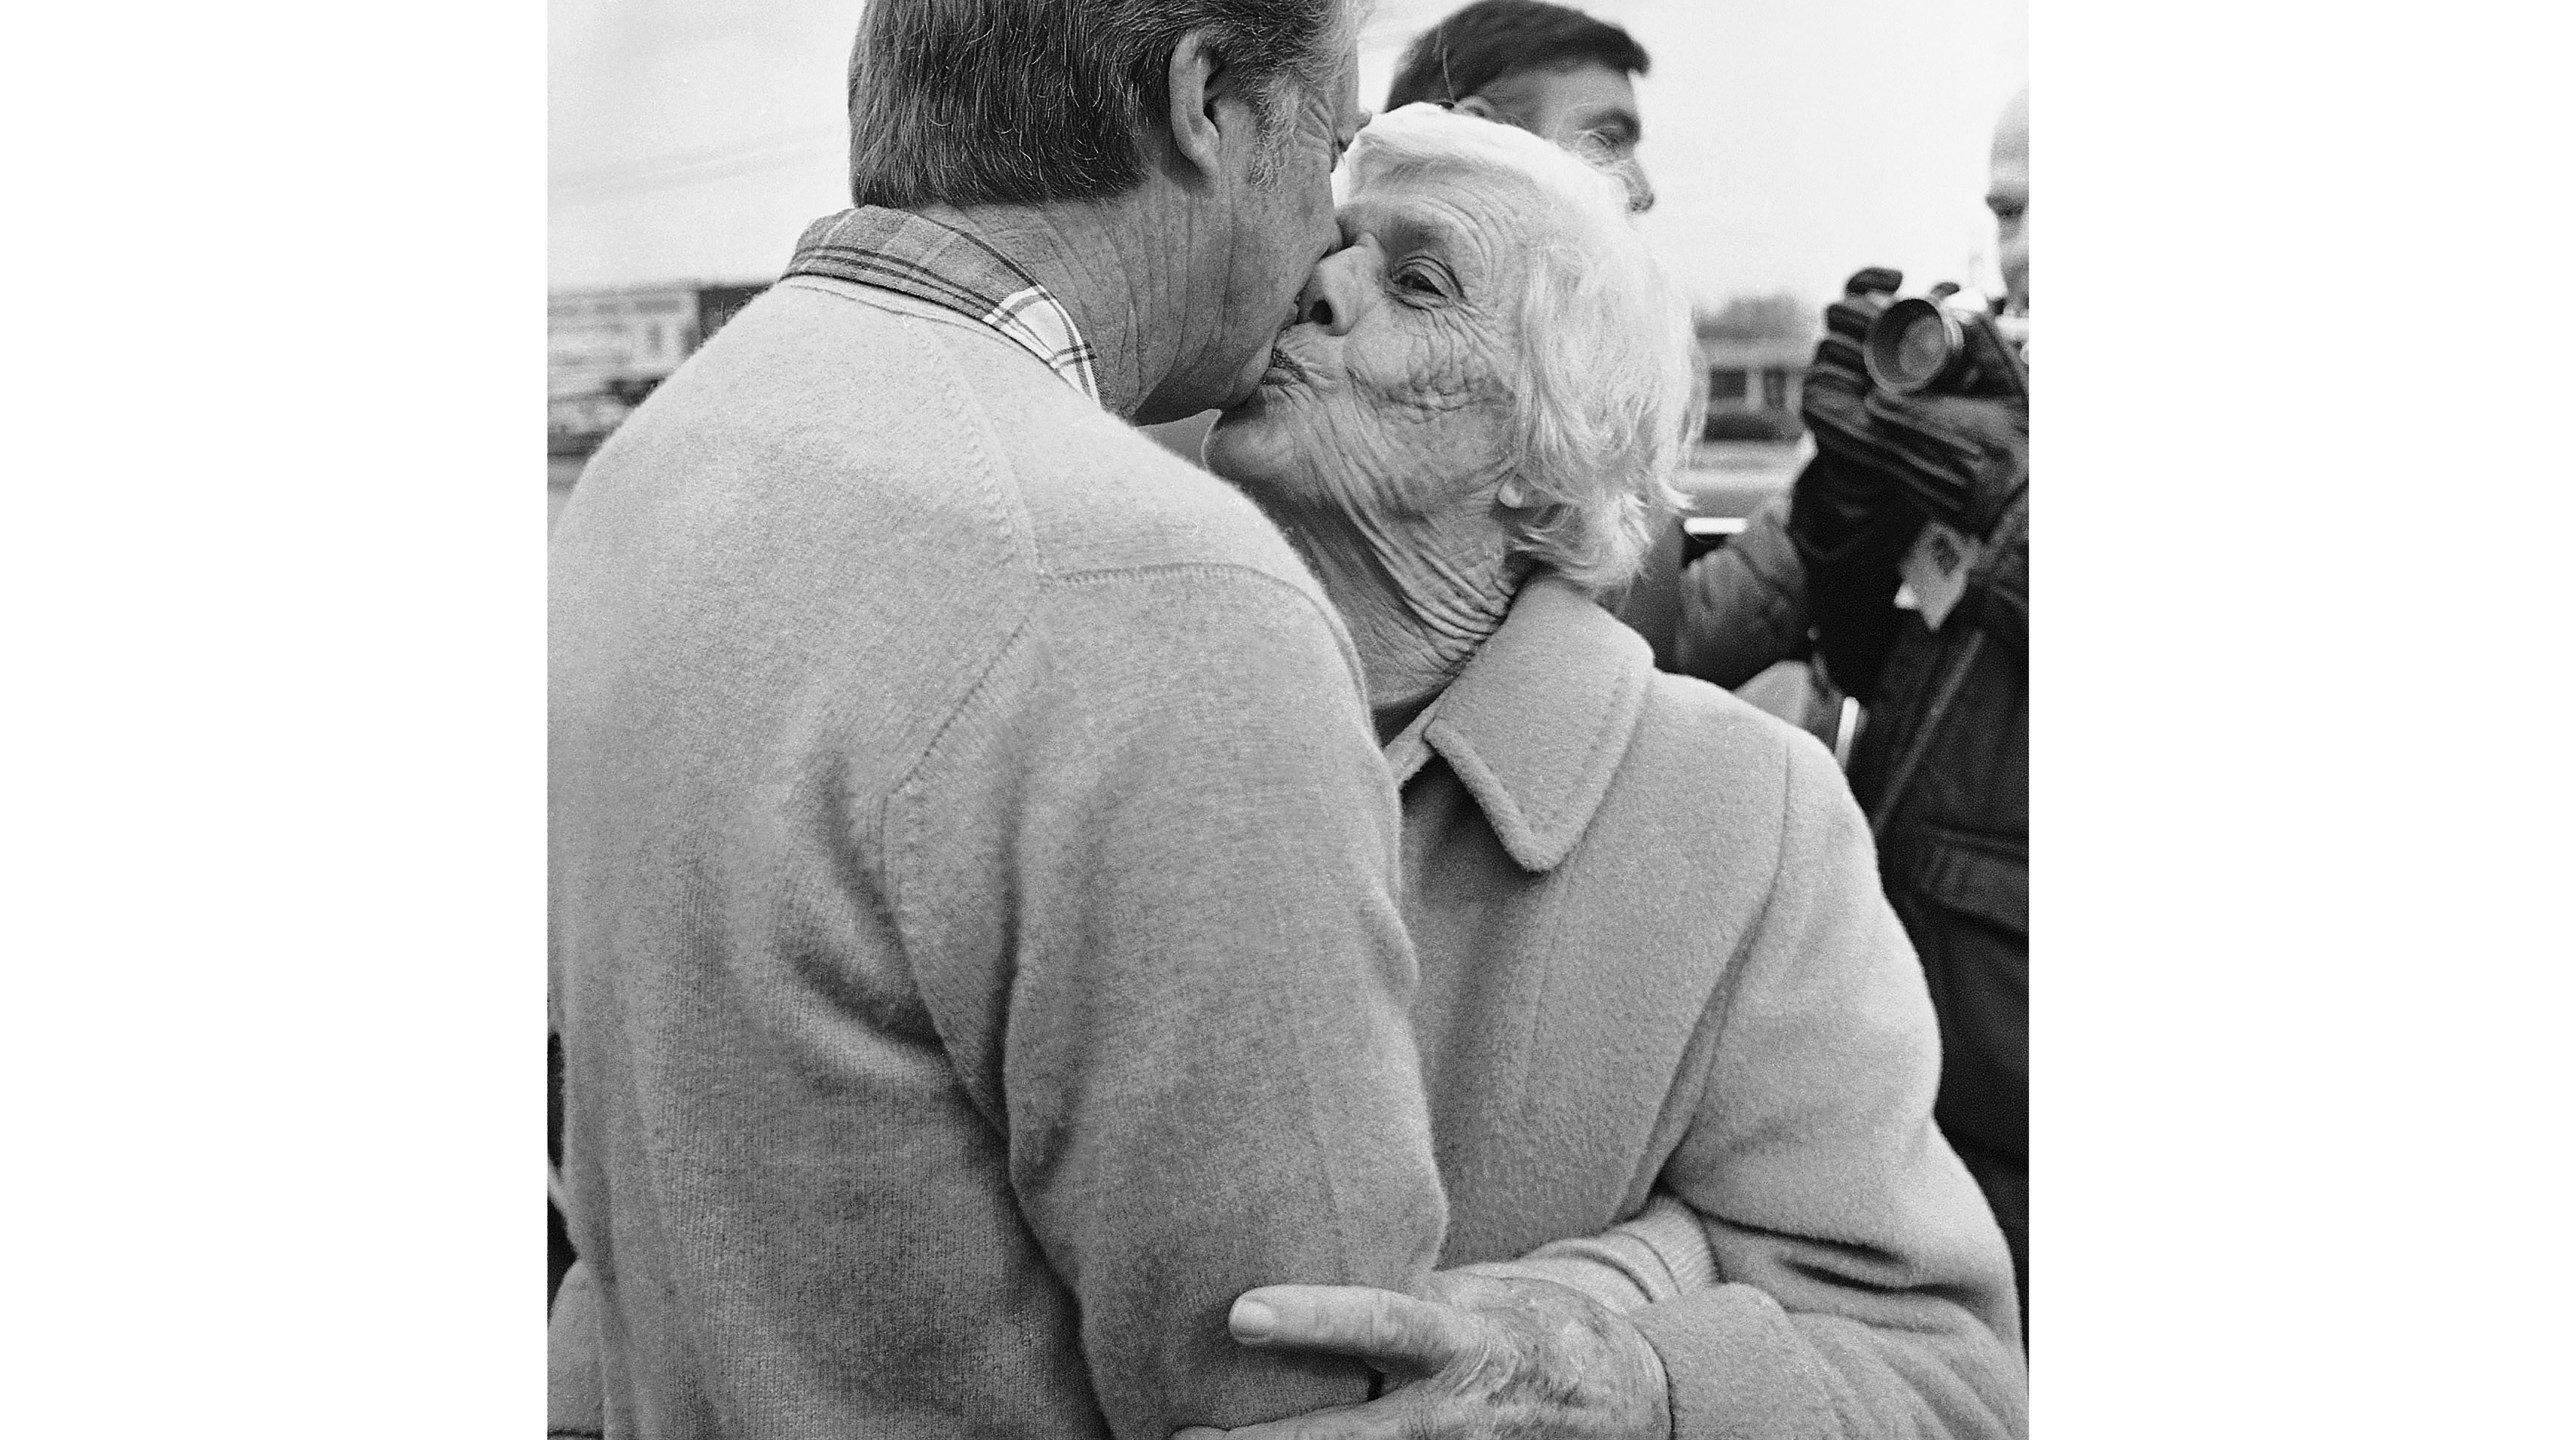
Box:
(1385, 0), (1656, 212)
(549, 3), (1453, 1435)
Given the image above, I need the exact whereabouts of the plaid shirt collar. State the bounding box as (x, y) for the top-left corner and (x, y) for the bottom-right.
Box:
(784, 206), (1102, 405)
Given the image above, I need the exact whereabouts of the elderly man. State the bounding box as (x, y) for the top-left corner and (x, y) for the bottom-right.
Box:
(547, 2), (1452, 1435)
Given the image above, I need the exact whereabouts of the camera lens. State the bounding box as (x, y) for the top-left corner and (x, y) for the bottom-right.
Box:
(1893, 321), (1947, 382)
(1865, 297), (1965, 395)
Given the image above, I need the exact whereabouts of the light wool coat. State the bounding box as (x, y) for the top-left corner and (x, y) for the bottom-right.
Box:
(549, 275), (1449, 1440)
(1397, 574), (2026, 1438)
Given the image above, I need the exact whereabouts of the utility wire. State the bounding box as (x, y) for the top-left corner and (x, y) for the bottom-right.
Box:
(553, 126), (842, 199)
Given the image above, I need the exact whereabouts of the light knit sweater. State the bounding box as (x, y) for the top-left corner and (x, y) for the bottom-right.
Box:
(550, 276), (1448, 1438)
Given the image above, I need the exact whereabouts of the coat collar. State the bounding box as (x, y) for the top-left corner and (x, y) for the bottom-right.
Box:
(1400, 572), (1652, 873)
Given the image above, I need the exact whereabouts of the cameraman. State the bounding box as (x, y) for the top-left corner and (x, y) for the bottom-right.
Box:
(1789, 90), (2031, 1326)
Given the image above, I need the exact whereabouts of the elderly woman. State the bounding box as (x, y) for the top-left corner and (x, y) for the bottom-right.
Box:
(1184, 105), (2024, 1439)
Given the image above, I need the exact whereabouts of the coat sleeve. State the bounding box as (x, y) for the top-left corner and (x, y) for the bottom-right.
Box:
(1624, 728), (2026, 1440)
(1669, 495), (1813, 690)
(978, 569), (1451, 1440)
(1959, 487), (2027, 663)
(1791, 456), (1927, 701)
(1609, 508), (1697, 670)
(1457, 1189), (1721, 1312)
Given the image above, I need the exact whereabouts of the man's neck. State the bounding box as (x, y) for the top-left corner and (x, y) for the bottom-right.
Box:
(911, 194), (1192, 420)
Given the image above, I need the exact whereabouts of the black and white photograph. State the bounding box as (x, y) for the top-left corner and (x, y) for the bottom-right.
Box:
(548, 3), (2027, 1435)
(17, 1), (2559, 1436)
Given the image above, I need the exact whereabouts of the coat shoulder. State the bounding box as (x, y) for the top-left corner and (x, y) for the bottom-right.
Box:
(1632, 671), (1825, 803)
(1565, 672), (1830, 907)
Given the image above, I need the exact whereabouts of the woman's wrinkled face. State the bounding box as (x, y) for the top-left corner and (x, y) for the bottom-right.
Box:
(1206, 163), (1559, 521)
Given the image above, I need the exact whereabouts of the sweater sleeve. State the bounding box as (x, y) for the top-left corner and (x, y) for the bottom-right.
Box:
(983, 568), (1450, 1440)
(1625, 728), (2026, 1440)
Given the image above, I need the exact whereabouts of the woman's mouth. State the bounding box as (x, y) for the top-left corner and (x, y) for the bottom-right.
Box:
(1261, 346), (1311, 387)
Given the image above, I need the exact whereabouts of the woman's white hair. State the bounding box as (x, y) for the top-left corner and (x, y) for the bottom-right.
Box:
(1346, 103), (1694, 595)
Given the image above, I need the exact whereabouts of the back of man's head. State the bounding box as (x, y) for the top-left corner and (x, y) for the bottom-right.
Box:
(1384, 0), (1649, 113)
(848, 0), (1345, 208)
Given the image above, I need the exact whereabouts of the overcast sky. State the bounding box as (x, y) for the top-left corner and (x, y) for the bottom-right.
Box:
(551, 0), (2025, 309)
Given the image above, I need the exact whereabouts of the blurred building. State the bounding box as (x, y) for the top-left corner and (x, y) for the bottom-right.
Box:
(549, 282), (767, 454)
(1692, 295), (1815, 442)
(1695, 336), (1807, 438)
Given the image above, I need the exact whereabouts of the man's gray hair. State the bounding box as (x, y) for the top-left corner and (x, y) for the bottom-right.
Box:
(1348, 105), (1693, 595)
(848, 0), (1349, 207)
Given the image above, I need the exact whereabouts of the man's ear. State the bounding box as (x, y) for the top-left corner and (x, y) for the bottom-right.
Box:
(1165, 32), (1232, 183)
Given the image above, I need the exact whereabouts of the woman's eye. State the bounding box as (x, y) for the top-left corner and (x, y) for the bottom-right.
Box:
(1394, 263), (1449, 298)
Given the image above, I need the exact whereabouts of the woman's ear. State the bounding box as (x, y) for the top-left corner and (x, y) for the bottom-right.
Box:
(1495, 475), (1528, 509)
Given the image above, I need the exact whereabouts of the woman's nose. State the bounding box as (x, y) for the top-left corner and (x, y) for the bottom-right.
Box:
(1294, 249), (1360, 333)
